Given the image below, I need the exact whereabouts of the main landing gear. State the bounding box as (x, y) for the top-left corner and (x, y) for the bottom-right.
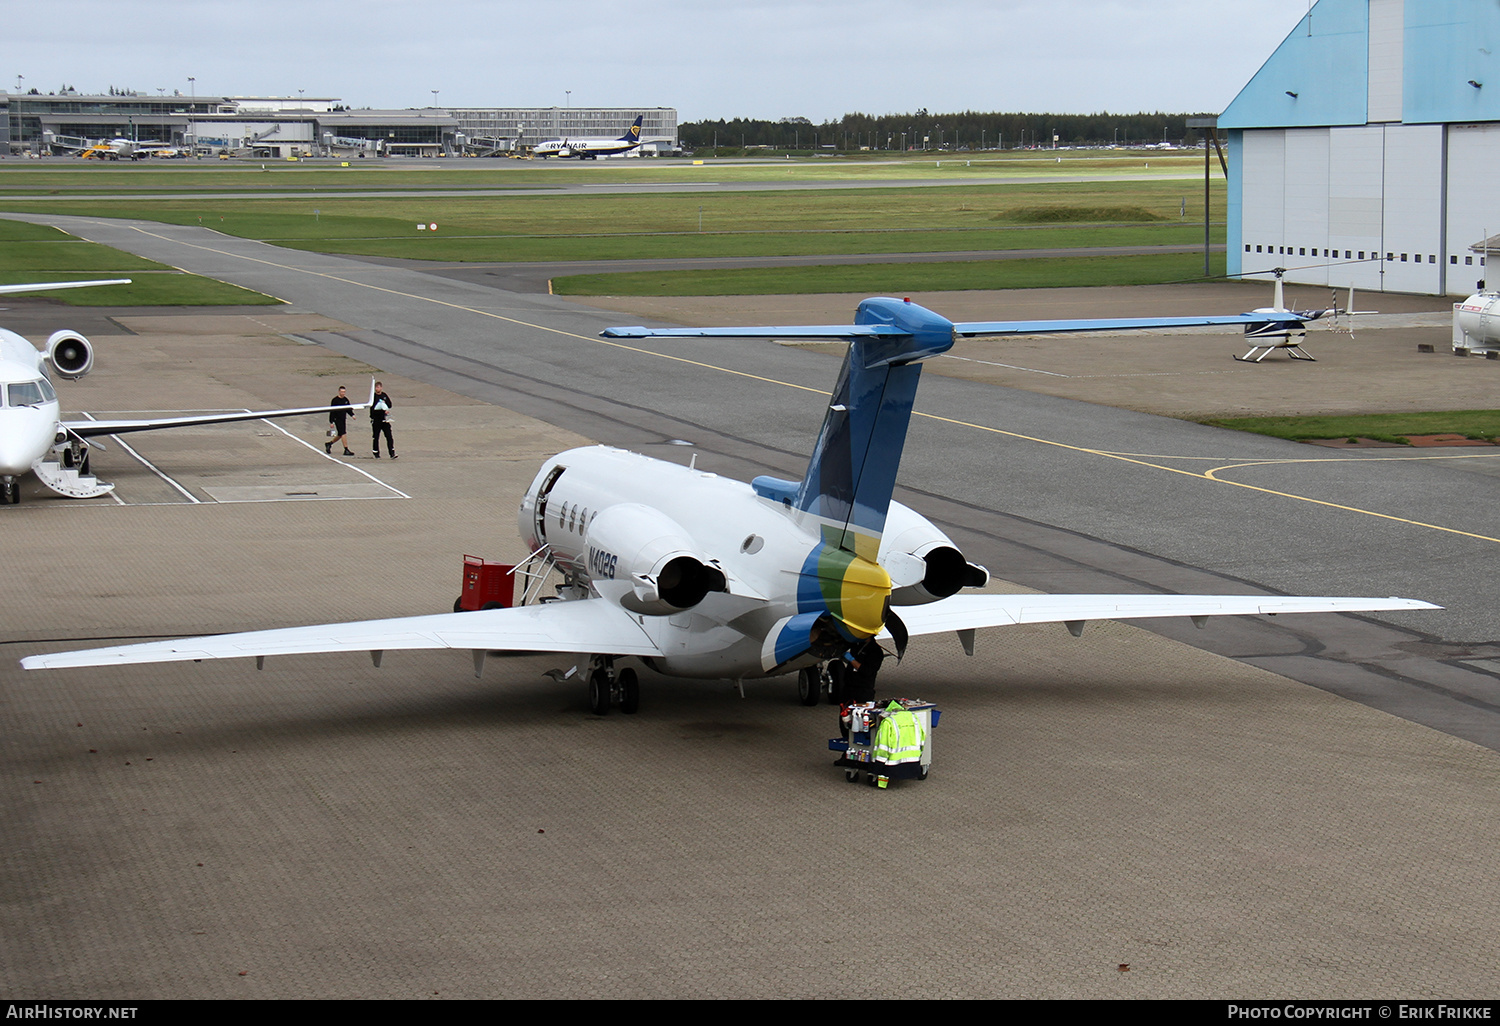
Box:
(797, 660), (845, 706)
(587, 656), (639, 716)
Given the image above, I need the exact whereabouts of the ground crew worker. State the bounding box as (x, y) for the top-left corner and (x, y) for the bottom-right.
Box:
(872, 700), (925, 789)
(838, 638), (883, 738)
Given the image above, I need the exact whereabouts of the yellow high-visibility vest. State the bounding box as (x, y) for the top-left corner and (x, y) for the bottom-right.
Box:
(873, 702), (924, 765)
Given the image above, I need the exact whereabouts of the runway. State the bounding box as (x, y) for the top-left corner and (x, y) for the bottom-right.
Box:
(3, 214), (1499, 997)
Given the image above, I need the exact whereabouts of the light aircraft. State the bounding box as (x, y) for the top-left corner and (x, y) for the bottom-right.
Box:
(21, 294), (1438, 714)
(0, 279), (359, 504)
(533, 115), (644, 159)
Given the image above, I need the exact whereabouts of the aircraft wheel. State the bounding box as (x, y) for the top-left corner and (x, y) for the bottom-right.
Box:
(588, 668), (611, 716)
(0, 478), (17, 505)
(796, 666), (820, 706)
(619, 668), (640, 714)
(824, 659), (846, 706)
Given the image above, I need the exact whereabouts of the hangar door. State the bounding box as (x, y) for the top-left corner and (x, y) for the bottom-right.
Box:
(1238, 125), (1444, 294)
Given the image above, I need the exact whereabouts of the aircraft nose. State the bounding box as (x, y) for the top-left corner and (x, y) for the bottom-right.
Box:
(0, 410), (56, 476)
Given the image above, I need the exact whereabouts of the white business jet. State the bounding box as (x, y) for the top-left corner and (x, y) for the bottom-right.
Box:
(21, 295), (1438, 712)
(0, 279), (357, 504)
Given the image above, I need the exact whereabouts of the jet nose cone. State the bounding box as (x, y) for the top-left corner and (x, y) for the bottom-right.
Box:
(0, 408), (57, 476)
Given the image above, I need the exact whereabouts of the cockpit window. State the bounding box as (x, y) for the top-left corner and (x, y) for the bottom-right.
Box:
(7, 379), (55, 407)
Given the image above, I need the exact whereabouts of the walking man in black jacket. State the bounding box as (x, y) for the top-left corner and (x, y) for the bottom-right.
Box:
(370, 382), (397, 459)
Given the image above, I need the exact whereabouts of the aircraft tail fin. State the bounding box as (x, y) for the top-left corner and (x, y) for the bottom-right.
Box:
(791, 298), (955, 558)
(622, 115), (643, 142)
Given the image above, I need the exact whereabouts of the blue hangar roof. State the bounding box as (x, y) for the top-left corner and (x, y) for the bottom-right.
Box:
(1221, 0), (1500, 129)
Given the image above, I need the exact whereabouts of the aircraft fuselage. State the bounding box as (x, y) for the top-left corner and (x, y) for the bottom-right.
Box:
(518, 446), (956, 679)
(0, 329), (62, 478)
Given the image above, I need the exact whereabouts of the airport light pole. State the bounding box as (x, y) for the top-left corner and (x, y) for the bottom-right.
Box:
(1185, 116), (1220, 277)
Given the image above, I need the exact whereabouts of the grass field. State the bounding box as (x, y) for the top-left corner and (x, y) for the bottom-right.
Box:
(552, 251), (1227, 296)
(0, 219), (279, 305)
(0, 180), (1225, 263)
(0, 150), (1207, 194)
(1202, 411), (1500, 445)
(0, 154), (1225, 299)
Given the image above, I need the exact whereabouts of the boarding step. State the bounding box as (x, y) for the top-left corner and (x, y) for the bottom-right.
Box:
(31, 459), (114, 499)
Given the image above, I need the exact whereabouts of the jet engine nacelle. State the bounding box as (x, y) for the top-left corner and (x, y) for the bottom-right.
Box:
(584, 503), (727, 616)
(45, 330), (94, 380)
(881, 501), (990, 605)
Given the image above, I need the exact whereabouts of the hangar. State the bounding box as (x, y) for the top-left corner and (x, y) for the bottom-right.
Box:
(1223, 0), (1500, 296)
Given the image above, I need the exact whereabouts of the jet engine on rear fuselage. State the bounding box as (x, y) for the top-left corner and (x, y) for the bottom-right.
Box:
(881, 500), (990, 605)
(583, 503), (727, 616)
(44, 330), (93, 380)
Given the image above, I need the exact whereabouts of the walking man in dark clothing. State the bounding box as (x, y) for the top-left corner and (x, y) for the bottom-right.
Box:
(370, 381), (397, 459)
(326, 385), (354, 456)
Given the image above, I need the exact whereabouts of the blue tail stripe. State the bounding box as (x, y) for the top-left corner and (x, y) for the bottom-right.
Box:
(794, 298), (955, 550)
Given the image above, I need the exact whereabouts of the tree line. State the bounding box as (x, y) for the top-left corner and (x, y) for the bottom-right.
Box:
(679, 110), (1217, 152)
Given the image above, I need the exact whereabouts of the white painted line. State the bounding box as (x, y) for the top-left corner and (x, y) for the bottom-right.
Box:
(940, 354), (1071, 377)
(259, 417), (412, 499)
(79, 413), (200, 504)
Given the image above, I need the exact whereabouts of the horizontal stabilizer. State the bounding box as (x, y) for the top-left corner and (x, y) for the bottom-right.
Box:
(952, 312), (1318, 338)
(890, 593), (1441, 638)
(22, 598), (662, 670)
(603, 324), (907, 340)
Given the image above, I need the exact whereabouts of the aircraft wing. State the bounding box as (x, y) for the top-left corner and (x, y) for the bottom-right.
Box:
(951, 312), (1322, 338)
(21, 599), (663, 671)
(0, 279), (131, 296)
(890, 592), (1441, 637)
(65, 404), (356, 439)
(603, 325), (908, 340)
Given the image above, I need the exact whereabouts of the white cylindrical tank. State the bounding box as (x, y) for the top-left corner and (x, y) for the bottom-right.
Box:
(1453, 292), (1500, 351)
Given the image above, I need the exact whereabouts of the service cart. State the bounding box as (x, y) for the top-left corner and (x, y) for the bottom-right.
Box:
(829, 699), (939, 788)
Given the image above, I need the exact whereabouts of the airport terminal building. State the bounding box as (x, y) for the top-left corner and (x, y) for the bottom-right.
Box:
(3, 93), (677, 158)
(1223, 0), (1500, 296)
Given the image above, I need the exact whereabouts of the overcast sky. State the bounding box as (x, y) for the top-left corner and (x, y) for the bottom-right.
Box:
(11, 1), (1312, 121)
